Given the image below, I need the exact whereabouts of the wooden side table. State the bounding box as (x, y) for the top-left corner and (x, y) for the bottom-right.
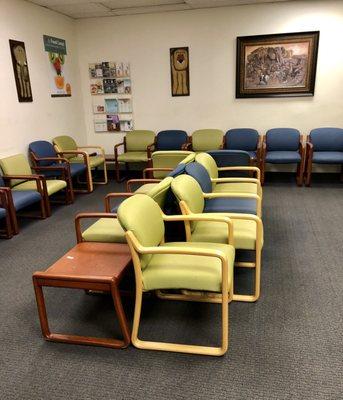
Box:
(33, 242), (132, 349)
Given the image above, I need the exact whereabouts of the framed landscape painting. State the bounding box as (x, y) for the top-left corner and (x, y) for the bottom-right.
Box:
(236, 31), (319, 98)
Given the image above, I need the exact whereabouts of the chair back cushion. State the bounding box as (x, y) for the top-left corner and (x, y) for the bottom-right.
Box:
(225, 128), (259, 151)
(185, 162), (212, 193)
(191, 129), (223, 152)
(195, 152), (219, 183)
(152, 151), (192, 179)
(310, 128), (343, 151)
(266, 128), (300, 151)
(156, 130), (188, 150)
(147, 177), (173, 208)
(53, 136), (78, 159)
(207, 150), (251, 177)
(0, 175), (5, 187)
(125, 130), (155, 151)
(118, 194), (164, 269)
(171, 175), (204, 231)
(29, 141), (57, 166)
(0, 154), (32, 187)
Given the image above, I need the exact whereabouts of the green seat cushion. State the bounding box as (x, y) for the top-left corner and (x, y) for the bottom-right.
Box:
(134, 183), (158, 194)
(191, 217), (263, 250)
(214, 182), (258, 195)
(117, 152), (148, 162)
(68, 155), (104, 168)
(142, 242), (235, 292)
(82, 218), (126, 243)
(13, 179), (67, 195)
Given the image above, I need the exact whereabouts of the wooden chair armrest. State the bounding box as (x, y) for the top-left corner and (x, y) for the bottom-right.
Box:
(218, 166), (261, 180)
(74, 212), (119, 243)
(104, 192), (133, 212)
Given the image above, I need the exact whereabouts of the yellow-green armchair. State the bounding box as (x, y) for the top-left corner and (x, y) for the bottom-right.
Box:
(53, 135), (107, 192)
(171, 174), (263, 302)
(118, 194), (235, 356)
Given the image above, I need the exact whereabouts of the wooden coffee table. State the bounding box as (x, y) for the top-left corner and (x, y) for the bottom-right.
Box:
(33, 242), (132, 349)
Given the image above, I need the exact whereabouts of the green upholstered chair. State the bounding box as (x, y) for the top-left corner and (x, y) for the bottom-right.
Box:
(126, 152), (195, 194)
(118, 193), (235, 356)
(195, 153), (262, 198)
(53, 135), (107, 192)
(171, 174), (263, 302)
(0, 154), (70, 217)
(76, 178), (174, 244)
(186, 129), (224, 152)
(114, 130), (155, 182)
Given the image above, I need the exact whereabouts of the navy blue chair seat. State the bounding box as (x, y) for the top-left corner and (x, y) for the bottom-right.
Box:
(265, 151), (301, 164)
(11, 190), (42, 210)
(185, 162), (258, 215)
(0, 207), (6, 219)
(204, 197), (257, 215)
(312, 152), (343, 164)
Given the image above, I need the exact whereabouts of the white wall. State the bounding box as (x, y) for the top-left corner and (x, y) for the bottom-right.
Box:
(76, 0), (343, 154)
(0, 0), (85, 158)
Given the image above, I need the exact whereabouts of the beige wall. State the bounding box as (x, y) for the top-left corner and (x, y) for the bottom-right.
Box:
(76, 0), (343, 154)
(0, 0), (85, 158)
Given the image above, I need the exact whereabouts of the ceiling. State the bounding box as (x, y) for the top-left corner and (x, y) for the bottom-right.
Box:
(27, 0), (293, 19)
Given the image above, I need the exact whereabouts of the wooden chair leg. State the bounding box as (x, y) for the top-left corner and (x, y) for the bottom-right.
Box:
(305, 159), (313, 186)
(260, 162), (265, 185)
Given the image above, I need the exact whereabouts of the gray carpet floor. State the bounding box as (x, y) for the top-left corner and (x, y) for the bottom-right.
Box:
(1, 173), (342, 400)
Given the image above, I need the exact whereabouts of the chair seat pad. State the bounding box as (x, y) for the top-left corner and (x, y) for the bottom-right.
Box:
(11, 190), (42, 210)
(117, 152), (148, 162)
(214, 182), (258, 195)
(247, 151), (257, 159)
(69, 155), (104, 168)
(143, 242), (235, 292)
(265, 151), (301, 164)
(0, 207), (6, 219)
(13, 180), (67, 195)
(204, 197), (257, 215)
(82, 218), (126, 243)
(70, 163), (87, 175)
(312, 151), (343, 164)
(134, 183), (158, 194)
(191, 217), (263, 250)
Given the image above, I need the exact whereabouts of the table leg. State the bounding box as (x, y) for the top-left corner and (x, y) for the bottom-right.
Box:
(111, 281), (131, 348)
(33, 276), (51, 339)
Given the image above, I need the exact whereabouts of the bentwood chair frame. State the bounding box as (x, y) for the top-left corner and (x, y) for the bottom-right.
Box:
(125, 212), (233, 356)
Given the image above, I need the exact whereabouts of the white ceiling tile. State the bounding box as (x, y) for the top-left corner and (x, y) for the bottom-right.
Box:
(112, 3), (191, 15)
(104, 0), (186, 8)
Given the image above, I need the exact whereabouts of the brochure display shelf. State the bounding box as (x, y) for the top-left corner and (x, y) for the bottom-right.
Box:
(89, 61), (133, 133)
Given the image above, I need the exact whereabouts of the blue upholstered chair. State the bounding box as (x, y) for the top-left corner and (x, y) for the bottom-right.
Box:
(0, 175), (45, 235)
(260, 128), (305, 186)
(224, 129), (260, 162)
(0, 186), (13, 238)
(184, 162), (261, 216)
(149, 130), (188, 152)
(29, 140), (87, 194)
(305, 128), (343, 186)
